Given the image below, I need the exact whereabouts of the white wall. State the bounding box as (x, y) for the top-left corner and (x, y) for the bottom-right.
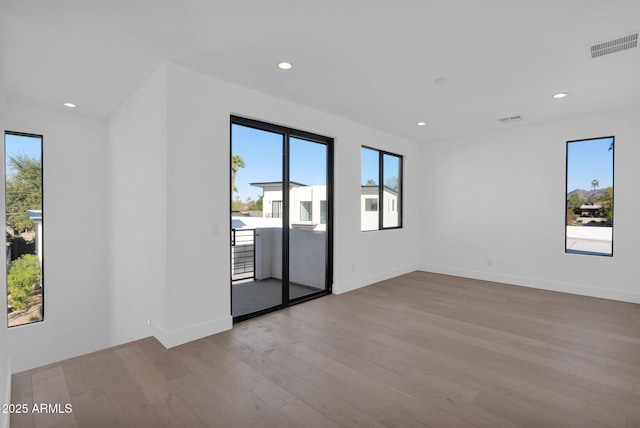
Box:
(107, 66), (168, 346)
(132, 65), (418, 346)
(0, 4), (11, 426)
(253, 228), (326, 289)
(1, 59), (420, 371)
(104, 62), (421, 349)
(253, 227), (281, 281)
(106, 62), (418, 348)
(420, 109), (640, 303)
(5, 104), (111, 372)
(157, 63), (420, 345)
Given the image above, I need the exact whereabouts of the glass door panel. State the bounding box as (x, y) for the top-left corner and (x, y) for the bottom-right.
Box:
(288, 137), (328, 301)
(231, 124), (283, 317)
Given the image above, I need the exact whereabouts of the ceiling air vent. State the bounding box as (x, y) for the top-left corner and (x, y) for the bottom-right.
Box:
(498, 115), (522, 124)
(590, 33), (638, 58)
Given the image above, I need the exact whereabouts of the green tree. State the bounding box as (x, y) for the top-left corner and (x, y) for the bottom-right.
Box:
(385, 176), (399, 191)
(566, 193), (584, 213)
(589, 179), (599, 203)
(7, 254), (41, 311)
(566, 193), (585, 225)
(599, 186), (614, 223)
(6, 154), (42, 232)
(231, 155), (246, 199)
(365, 179), (376, 185)
(231, 199), (244, 212)
(247, 195), (263, 211)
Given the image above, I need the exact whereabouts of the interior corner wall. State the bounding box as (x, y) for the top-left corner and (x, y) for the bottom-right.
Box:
(419, 109), (640, 303)
(5, 104), (110, 373)
(0, 3), (11, 427)
(107, 66), (168, 346)
(159, 63), (420, 346)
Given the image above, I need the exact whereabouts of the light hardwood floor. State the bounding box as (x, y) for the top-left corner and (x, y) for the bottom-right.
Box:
(11, 271), (640, 427)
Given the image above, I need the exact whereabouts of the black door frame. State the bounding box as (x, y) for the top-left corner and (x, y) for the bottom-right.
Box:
(230, 116), (334, 322)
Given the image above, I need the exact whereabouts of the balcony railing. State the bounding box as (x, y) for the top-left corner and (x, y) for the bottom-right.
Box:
(231, 228), (255, 281)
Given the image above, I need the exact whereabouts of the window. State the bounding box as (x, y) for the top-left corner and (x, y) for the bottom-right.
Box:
(300, 201), (312, 222)
(565, 136), (614, 256)
(5, 132), (44, 327)
(361, 147), (402, 231)
(364, 198), (378, 211)
(272, 200), (282, 218)
(320, 200), (327, 225)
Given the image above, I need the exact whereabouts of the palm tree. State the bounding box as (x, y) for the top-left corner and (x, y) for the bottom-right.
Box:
(590, 179), (599, 202)
(231, 155), (246, 198)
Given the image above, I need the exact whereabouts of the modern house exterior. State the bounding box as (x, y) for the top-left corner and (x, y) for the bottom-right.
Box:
(361, 185), (399, 231)
(250, 182), (327, 231)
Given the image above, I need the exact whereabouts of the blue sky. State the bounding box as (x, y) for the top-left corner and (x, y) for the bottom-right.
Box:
(361, 147), (379, 185)
(231, 125), (327, 201)
(566, 137), (614, 193)
(5, 133), (42, 177)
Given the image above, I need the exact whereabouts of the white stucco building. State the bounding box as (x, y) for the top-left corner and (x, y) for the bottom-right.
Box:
(361, 185), (400, 230)
(250, 182), (328, 231)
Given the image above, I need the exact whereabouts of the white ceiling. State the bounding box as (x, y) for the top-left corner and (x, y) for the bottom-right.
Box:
(4, 0), (640, 142)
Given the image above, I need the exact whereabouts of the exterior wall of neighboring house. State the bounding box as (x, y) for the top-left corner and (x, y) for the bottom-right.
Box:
(28, 210), (43, 268)
(361, 186), (379, 231)
(257, 183), (399, 233)
(253, 183), (327, 231)
(382, 187), (399, 228)
(361, 186), (399, 230)
(240, 184), (328, 287)
(579, 204), (602, 216)
(289, 185), (327, 230)
(259, 183), (286, 219)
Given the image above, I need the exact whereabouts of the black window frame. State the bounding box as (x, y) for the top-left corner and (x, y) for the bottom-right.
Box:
(564, 135), (614, 257)
(5, 130), (45, 327)
(361, 146), (403, 231)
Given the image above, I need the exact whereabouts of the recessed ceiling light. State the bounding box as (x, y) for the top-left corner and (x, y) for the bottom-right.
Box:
(63, 102), (77, 108)
(278, 62), (293, 70)
(417, 121), (427, 126)
(552, 93), (568, 99)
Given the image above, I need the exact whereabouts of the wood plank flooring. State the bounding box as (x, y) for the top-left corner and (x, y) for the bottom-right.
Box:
(11, 271), (640, 427)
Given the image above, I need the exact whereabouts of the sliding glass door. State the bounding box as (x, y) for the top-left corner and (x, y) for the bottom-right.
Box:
(288, 137), (329, 302)
(230, 117), (332, 321)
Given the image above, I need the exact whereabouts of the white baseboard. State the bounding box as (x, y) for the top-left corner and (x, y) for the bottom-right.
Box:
(333, 264), (420, 295)
(151, 316), (233, 349)
(420, 264), (640, 304)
